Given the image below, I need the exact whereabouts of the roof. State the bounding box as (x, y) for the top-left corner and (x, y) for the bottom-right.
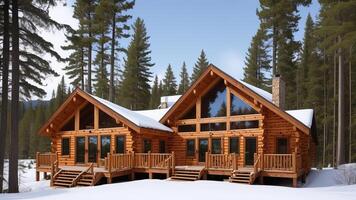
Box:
(160, 64), (314, 135)
(89, 94), (173, 132)
(134, 108), (171, 122)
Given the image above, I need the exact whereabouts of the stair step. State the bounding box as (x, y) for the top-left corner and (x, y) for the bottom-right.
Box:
(56, 176), (75, 180)
(174, 173), (199, 177)
(55, 179), (73, 184)
(175, 170), (200, 174)
(229, 178), (250, 183)
(232, 176), (250, 180)
(80, 178), (93, 182)
(54, 182), (72, 187)
(58, 174), (78, 178)
(171, 176), (197, 181)
(77, 181), (92, 186)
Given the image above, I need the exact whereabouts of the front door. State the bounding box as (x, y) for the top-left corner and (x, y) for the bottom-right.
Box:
(198, 138), (208, 163)
(76, 137), (85, 164)
(245, 137), (257, 166)
(88, 136), (98, 163)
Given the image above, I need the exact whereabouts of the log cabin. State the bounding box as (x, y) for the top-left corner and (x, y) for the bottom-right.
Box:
(36, 64), (317, 187)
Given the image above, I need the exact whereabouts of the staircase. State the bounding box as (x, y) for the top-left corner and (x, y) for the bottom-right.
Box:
(53, 170), (81, 187)
(229, 169), (259, 184)
(76, 172), (95, 186)
(171, 167), (205, 181)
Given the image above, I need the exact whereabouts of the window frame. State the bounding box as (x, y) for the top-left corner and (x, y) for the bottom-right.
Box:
(61, 137), (70, 156)
(186, 139), (196, 157)
(100, 135), (111, 159)
(229, 137), (240, 154)
(143, 138), (152, 153)
(159, 140), (166, 153)
(115, 135), (126, 154)
(211, 138), (222, 154)
(276, 137), (289, 154)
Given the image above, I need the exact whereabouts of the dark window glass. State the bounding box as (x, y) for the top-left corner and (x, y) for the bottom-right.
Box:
(201, 123), (226, 131)
(229, 137), (239, 153)
(80, 103), (94, 130)
(76, 137), (85, 163)
(99, 110), (121, 128)
(178, 125), (196, 132)
(230, 94), (258, 115)
(277, 138), (288, 154)
(230, 121), (259, 129)
(61, 117), (74, 131)
(159, 140), (166, 153)
(181, 105), (196, 119)
(201, 80), (227, 118)
(115, 136), (125, 154)
(100, 136), (111, 158)
(88, 136), (98, 163)
(143, 139), (151, 153)
(211, 138), (221, 154)
(186, 139), (195, 156)
(61, 138), (70, 156)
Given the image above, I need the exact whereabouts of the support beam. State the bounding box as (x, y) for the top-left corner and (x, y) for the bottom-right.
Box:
(94, 106), (99, 130)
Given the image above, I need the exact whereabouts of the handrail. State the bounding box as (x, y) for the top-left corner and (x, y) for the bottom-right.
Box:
(37, 152), (58, 168)
(253, 153), (261, 175)
(50, 160), (60, 186)
(72, 163), (94, 187)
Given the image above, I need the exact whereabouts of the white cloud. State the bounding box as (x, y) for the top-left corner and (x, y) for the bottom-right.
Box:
(37, 3), (78, 100)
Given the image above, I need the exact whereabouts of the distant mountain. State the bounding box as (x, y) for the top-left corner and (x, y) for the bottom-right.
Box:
(22, 99), (50, 109)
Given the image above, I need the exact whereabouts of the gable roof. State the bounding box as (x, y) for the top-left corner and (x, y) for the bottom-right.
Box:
(160, 64), (313, 134)
(39, 88), (172, 135)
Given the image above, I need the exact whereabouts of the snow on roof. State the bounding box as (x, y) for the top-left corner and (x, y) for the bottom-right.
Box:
(89, 94), (173, 132)
(134, 108), (170, 122)
(286, 109), (314, 128)
(238, 80), (273, 102)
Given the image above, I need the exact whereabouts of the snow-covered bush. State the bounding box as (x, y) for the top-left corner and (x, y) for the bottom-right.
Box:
(335, 163), (356, 185)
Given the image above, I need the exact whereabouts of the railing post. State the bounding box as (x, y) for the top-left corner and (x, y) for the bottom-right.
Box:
(107, 153), (112, 174)
(233, 153), (237, 171)
(131, 151), (135, 168)
(205, 152), (209, 169)
(148, 151), (151, 169)
(261, 152), (264, 171)
(171, 151), (175, 175)
(36, 152), (39, 168)
(292, 153), (296, 173)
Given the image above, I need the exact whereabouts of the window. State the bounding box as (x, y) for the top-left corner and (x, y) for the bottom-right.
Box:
(186, 139), (195, 156)
(143, 139), (151, 153)
(201, 80), (227, 118)
(211, 138), (221, 154)
(230, 121), (259, 129)
(229, 137), (239, 153)
(159, 140), (166, 153)
(100, 110), (121, 128)
(178, 125), (196, 132)
(61, 138), (70, 156)
(100, 136), (111, 158)
(276, 138), (288, 154)
(181, 105), (196, 119)
(115, 136), (125, 154)
(230, 94), (258, 115)
(80, 103), (94, 130)
(201, 123), (226, 131)
(61, 117), (74, 131)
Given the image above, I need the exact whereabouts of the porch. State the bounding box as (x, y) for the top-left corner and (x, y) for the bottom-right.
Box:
(36, 151), (303, 187)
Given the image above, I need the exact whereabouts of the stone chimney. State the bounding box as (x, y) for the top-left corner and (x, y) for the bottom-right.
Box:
(272, 74), (285, 110)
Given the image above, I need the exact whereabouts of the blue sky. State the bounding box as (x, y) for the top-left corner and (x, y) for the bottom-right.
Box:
(44, 0), (320, 99)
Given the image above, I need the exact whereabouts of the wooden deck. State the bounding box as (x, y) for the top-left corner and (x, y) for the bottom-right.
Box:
(36, 152), (304, 187)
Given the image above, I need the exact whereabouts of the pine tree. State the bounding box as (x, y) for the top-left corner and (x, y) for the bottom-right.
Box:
(178, 62), (190, 94)
(191, 50), (209, 84)
(62, 28), (87, 89)
(73, 0), (97, 94)
(162, 64), (177, 96)
(93, 0), (111, 99)
(55, 76), (68, 108)
(149, 75), (161, 109)
(108, 0), (134, 102)
(243, 27), (271, 91)
(120, 18), (154, 110)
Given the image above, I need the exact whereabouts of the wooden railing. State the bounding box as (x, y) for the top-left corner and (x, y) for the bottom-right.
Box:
(72, 163), (94, 187)
(263, 153), (296, 172)
(50, 160), (60, 186)
(205, 153), (238, 170)
(105, 151), (175, 173)
(253, 153), (261, 175)
(36, 152), (58, 168)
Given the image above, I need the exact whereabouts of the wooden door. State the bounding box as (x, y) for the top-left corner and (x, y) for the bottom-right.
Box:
(198, 138), (209, 163)
(245, 137), (257, 166)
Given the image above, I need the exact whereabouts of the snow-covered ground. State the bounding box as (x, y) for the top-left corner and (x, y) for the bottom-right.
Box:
(1, 160), (356, 200)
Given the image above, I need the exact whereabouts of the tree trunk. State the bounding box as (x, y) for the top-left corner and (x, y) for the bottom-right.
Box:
(0, 0), (10, 193)
(87, 12), (92, 94)
(333, 50), (337, 167)
(337, 36), (345, 166)
(81, 47), (85, 90)
(349, 45), (352, 163)
(272, 25), (277, 75)
(9, 0), (20, 193)
(109, 14), (116, 102)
